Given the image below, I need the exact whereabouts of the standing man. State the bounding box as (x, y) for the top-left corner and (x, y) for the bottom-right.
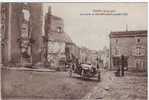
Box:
(96, 56), (101, 81)
(115, 57), (121, 77)
(96, 57), (99, 69)
(121, 55), (125, 76)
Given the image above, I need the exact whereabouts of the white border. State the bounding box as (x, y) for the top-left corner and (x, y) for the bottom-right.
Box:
(0, 1), (148, 100)
(0, 0), (148, 2)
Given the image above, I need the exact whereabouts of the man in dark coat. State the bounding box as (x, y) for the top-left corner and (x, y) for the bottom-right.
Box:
(121, 55), (125, 76)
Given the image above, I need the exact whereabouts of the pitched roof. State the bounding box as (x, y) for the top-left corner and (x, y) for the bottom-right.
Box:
(48, 32), (72, 43)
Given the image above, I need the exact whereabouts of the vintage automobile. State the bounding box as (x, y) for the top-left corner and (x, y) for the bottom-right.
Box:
(68, 63), (101, 81)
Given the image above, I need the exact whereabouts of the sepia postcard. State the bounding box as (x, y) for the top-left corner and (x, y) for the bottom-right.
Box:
(0, 2), (147, 100)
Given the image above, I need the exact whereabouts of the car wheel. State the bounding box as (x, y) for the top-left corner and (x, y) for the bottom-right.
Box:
(69, 67), (72, 77)
(97, 71), (101, 82)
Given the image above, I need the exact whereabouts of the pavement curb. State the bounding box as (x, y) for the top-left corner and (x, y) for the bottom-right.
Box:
(1, 67), (56, 72)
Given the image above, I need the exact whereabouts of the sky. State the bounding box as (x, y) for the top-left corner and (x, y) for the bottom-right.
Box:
(43, 3), (147, 51)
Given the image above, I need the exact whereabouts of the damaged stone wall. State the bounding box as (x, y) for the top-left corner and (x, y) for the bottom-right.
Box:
(1, 3), (23, 66)
(29, 3), (43, 64)
(47, 41), (65, 68)
(1, 3), (44, 66)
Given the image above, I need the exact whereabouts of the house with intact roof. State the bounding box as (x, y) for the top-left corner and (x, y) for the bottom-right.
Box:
(109, 30), (147, 71)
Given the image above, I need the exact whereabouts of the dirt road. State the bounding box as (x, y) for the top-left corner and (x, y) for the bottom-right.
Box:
(1, 68), (147, 100)
(1, 68), (98, 99)
(83, 71), (147, 100)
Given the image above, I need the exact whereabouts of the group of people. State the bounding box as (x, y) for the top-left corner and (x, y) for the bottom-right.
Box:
(115, 55), (128, 77)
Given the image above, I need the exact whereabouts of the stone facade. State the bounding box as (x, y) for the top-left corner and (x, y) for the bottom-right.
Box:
(109, 30), (147, 71)
(45, 7), (72, 68)
(0, 3), (44, 66)
(29, 3), (43, 64)
(1, 3), (22, 65)
(0, 3), (1, 65)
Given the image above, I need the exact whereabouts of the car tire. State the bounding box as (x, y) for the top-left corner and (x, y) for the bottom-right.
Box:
(69, 67), (72, 77)
(97, 71), (101, 82)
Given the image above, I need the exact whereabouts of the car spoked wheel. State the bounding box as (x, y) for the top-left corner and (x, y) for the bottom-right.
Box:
(69, 69), (72, 77)
(97, 71), (101, 82)
(69, 64), (73, 77)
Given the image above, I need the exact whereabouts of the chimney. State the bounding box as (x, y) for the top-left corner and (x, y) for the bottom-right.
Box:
(48, 6), (51, 15)
(126, 24), (128, 31)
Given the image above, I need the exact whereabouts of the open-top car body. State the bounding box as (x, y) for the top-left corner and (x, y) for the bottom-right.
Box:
(69, 63), (101, 81)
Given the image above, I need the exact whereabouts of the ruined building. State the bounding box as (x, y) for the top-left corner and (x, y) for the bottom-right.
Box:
(0, 3), (44, 66)
(44, 7), (73, 69)
(0, 4), (78, 68)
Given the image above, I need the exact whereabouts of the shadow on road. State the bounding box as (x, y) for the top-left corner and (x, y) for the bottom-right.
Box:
(126, 71), (147, 77)
(72, 75), (99, 82)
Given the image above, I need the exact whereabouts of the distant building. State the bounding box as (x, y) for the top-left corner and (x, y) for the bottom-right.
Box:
(79, 47), (89, 64)
(100, 47), (110, 69)
(88, 50), (98, 66)
(65, 43), (80, 62)
(79, 47), (98, 66)
(109, 30), (147, 71)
